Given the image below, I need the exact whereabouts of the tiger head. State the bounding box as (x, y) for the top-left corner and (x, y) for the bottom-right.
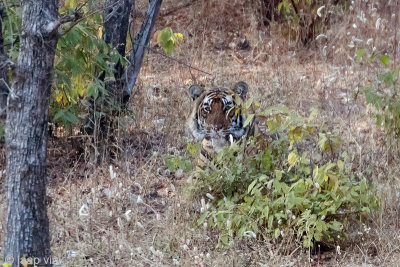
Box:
(187, 81), (249, 154)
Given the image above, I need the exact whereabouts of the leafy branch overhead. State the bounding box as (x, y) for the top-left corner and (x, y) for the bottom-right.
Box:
(2, 0), (184, 131)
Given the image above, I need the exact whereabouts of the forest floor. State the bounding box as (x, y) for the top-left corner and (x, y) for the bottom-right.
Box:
(1, 0), (400, 266)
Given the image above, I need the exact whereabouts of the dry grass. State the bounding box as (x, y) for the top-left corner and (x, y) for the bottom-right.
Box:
(1, 0), (400, 266)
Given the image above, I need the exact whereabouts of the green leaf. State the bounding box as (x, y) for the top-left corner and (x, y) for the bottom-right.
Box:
(288, 151), (297, 165)
(163, 40), (175, 55)
(268, 216), (273, 229)
(356, 48), (367, 62)
(70, 0), (77, 8)
(197, 212), (208, 225)
(364, 88), (379, 105)
(88, 84), (99, 99)
(378, 72), (394, 87)
(219, 235), (229, 246)
(64, 110), (79, 123)
(275, 170), (283, 180)
(158, 27), (173, 43)
(337, 160), (344, 171)
(380, 55), (389, 66)
(245, 97), (253, 110)
(243, 114), (255, 128)
(278, 2), (284, 13)
(308, 108), (318, 121)
(157, 27), (177, 55)
(248, 179), (258, 194)
(53, 108), (78, 124)
(53, 109), (66, 121)
(274, 228), (281, 238)
(361, 207), (371, 213)
(329, 221), (342, 231)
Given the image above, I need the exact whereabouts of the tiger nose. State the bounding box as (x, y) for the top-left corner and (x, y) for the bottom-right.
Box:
(216, 123), (223, 130)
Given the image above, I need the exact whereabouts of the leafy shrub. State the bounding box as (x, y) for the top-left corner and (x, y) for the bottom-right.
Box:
(1, 0), (21, 61)
(52, 14), (117, 131)
(52, 22), (183, 132)
(182, 107), (378, 248)
(275, 0), (345, 45)
(153, 27), (183, 55)
(3, 1), (183, 133)
(277, 0), (324, 45)
(164, 154), (193, 173)
(364, 63), (400, 142)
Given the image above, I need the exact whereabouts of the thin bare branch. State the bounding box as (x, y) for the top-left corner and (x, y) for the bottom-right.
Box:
(146, 46), (212, 76)
(159, 0), (197, 17)
(58, 0), (121, 36)
(123, 0), (163, 96)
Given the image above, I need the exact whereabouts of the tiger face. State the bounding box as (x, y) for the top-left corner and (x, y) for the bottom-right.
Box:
(187, 81), (249, 155)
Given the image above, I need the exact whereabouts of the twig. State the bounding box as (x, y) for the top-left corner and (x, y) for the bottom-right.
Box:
(159, 0), (197, 17)
(0, 78), (11, 92)
(75, 0), (89, 14)
(146, 46), (212, 76)
(0, 58), (15, 70)
(58, 0), (120, 36)
(0, 3), (19, 8)
(289, 0), (299, 17)
(57, 16), (83, 36)
(140, 201), (158, 215)
(124, 0), (162, 95)
(57, 0), (88, 27)
(189, 68), (197, 84)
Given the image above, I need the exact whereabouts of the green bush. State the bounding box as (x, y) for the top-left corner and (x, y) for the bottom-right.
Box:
(183, 107), (378, 248)
(364, 64), (400, 142)
(3, 1), (183, 133)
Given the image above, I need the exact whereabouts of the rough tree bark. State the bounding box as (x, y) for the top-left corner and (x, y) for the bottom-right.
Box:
(100, 0), (162, 101)
(102, 0), (133, 86)
(84, 0), (133, 159)
(99, 0), (163, 107)
(85, 0), (162, 161)
(123, 0), (162, 96)
(3, 0), (60, 265)
(0, 6), (9, 120)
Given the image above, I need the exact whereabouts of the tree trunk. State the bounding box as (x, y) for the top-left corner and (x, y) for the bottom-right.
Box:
(124, 0), (162, 96)
(103, 0), (133, 62)
(0, 6), (8, 120)
(84, 0), (133, 161)
(85, 0), (162, 162)
(99, 0), (133, 104)
(260, 0), (279, 26)
(3, 0), (60, 266)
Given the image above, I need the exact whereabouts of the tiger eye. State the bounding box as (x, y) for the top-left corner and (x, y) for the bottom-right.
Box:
(202, 104), (211, 113)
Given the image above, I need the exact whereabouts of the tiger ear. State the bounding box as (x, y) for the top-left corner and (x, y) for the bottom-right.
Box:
(188, 85), (203, 100)
(233, 81), (248, 98)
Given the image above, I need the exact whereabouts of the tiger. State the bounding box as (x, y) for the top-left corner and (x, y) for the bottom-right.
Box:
(187, 81), (276, 166)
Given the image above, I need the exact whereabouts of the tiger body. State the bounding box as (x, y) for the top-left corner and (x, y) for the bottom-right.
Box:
(187, 82), (251, 163)
(187, 81), (279, 167)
